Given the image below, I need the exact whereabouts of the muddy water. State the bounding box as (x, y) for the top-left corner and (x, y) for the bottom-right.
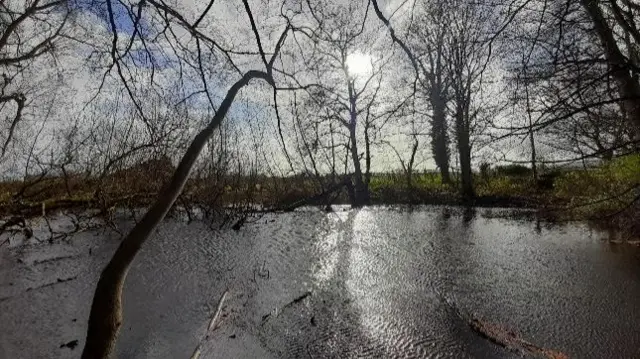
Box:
(1, 206), (640, 358)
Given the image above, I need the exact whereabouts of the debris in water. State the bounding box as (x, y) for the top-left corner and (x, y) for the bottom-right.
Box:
(31, 254), (79, 266)
(59, 340), (78, 350)
(207, 290), (228, 332)
(438, 292), (568, 359)
(26, 276), (77, 292)
(262, 291), (312, 325)
(468, 317), (569, 359)
(189, 290), (229, 359)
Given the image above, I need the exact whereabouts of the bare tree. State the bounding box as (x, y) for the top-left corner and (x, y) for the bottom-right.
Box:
(0, 0), (69, 160)
(500, 0), (638, 166)
(446, 0), (494, 199)
(409, 0), (453, 184)
(580, 0), (640, 140)
(287, 0), (390, 206)
(80, 0), (293, 356)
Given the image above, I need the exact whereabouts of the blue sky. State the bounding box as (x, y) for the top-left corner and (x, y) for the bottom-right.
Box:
(73, 0), (138, 35)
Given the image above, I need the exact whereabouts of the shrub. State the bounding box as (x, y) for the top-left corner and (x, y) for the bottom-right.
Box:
(554, 154), (640, 217)
(476, 176), (535, 197)
(479, 162), (491, 178)
(494, 164), (532, 177)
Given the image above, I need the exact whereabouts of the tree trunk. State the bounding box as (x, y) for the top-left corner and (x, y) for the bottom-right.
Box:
(458, 136), (474, 199)
(347, 78), (369, 207)
(330, 123), (336, 182)
(455, 98), (475, 199)
(529, 127), (538, 181)
(431, 90), (451, 184)
(364, 122), (372, 188)
(81, 71), (272, 359)
(524, 72), (538, 181)
(581, 0), (640, 141)
(456, 124), (474, 198)
(349, 123), (369, 206)
(407, 138), (419, 188)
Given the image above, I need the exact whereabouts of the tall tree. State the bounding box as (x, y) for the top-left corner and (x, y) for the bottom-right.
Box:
(446, 0), (495, 198)
(0, 0), (69, 161)
(580, 0), (640, 142)
(409, 0), (453, 184)
(293, 0), (389, 205)
(500, 0), (638, 163)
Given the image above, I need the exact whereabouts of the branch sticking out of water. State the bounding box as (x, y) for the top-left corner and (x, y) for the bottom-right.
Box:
(208, 290), (229, 332)
(261, 291), (312, 325)
(189, 289), (229, 359)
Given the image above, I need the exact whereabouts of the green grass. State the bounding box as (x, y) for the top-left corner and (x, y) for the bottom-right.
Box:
(476, 175), (537, 198)
(553, 154), (640, 218)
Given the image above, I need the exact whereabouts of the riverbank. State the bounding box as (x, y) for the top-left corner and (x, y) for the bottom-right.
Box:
(0, 155), (637, 238)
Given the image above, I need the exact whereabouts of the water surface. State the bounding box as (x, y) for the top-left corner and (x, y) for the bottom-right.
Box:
(1, 206), (639, 358)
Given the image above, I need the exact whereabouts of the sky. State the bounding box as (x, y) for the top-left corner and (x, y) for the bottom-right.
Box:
(0, 0), (559, 179)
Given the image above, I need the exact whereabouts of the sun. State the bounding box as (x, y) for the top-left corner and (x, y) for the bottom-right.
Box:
(346, 52), (373, 77)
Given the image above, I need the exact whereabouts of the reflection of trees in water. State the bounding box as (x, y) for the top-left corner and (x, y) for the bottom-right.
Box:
(439, 207), (452, 229)
(437, 206), (476, 230)
(462, 206), (476, 225)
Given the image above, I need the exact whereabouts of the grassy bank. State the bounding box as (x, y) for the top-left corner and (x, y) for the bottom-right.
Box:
(370, 155), (639, 233)
(0, 155), (638, 236)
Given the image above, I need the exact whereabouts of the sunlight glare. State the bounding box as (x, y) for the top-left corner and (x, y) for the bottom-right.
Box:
(346, 52), (373, 77)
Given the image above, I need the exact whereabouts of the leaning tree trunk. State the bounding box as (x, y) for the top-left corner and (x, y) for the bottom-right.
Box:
(81, 70), (272, 359)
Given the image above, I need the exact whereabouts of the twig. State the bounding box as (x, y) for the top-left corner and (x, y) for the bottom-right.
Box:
(32, 254), (79, 265)
(25, 275), (78, 292)
(189, 289), (229, 359)
(207, 290), (228, 332)
(261, 290), (312, 325)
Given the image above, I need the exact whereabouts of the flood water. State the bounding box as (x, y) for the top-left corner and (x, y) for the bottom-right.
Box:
(1, 206), (640, 358)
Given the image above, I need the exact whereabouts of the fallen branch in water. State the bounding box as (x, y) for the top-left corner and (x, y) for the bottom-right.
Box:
(189, 290), (229, 359)
(25, 275), (78, 292)
(275, 178), (352, 212)
(0, 216), (33, 245)
(261, 290), (312, 324)
(32, 254), (80, 265)
(468, 317), (569, 359)
(60, 339), (79, 350)
(208, 290), (229, 331)
(437, 293), (567, 358)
